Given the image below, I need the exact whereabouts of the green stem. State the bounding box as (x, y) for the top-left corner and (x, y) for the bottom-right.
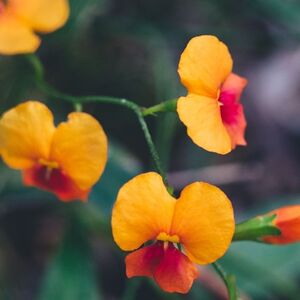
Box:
(74, 102), (83, 112)
(142, 99), (177, 116)
(233, 214), (280, 242)
(212, 262), (237, 300)
(26, 54), (168, 185)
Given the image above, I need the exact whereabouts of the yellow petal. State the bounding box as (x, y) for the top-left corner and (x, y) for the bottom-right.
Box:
(0, 13), (40, 55)
(171, 182), (234, 265)
(9, 0), (69, 33)
(177, 94), (232, 154)
(111, 172), (176, 251)
(178, 35), (233, 98)
(0, 101), (55, 169)
(50, 112), (108, 190)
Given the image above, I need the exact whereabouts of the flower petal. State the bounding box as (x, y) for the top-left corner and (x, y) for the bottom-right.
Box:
(154, 244), (199, 294)
(178, 35), (232, 98)
(177, 94), (232, 154)
(23, 164), (89, 201)
(0, 101), (55, 169)
(126, 243), (164, 278)
(111, 172), (176, 251)
(171, 182), (234, 265)
(0, 12), (40, 55)
(9, 0), (69, 33)
(50, 112), (107, 191)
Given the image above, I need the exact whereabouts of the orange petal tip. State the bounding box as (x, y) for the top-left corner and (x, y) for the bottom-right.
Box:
(178, 35), (233, 97)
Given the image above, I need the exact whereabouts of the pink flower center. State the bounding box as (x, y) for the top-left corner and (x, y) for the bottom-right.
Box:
(219, 89), (240, 125)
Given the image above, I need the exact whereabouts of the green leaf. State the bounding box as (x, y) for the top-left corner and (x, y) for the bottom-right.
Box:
(89, 141), (141, 214)
(38, 224), (101, 300)
(220, 242), (300, 299)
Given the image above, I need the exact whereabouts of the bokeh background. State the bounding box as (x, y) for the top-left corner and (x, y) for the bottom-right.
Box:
(0, 0), (300, 299)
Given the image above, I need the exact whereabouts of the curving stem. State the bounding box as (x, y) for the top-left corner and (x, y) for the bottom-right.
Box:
(26, 54), (168, 186)
(212, 261), (238, 300)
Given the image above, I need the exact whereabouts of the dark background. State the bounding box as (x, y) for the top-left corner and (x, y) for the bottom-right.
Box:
(0, 0), (300, 299)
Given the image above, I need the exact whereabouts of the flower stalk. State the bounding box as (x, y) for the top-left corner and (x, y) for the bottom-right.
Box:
(142, 99), (178, 116)
(26, 54), (168, 186)
(212, 262), (237, 300)
(233, 214), (280, 242)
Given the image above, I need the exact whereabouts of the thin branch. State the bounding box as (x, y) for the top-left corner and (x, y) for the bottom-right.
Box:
(26, 54), (168, 186)
(212, 262), (238, 300)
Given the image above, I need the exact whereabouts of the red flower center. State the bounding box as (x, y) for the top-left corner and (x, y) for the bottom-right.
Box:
(22, 164), (89, 202)
(125, 241), (199, 293)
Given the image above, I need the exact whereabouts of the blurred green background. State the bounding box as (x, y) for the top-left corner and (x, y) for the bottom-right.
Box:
(1, 0), (300, 299)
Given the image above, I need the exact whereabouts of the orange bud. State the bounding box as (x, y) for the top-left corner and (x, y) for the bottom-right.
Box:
(263, 206), (300, 244)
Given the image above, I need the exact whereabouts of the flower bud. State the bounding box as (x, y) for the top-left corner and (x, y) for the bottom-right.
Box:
(234, 205), (300, 245)
(262, 206), (300, 244)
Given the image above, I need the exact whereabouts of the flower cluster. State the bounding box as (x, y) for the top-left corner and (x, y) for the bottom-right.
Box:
(1, 0), (300, 296)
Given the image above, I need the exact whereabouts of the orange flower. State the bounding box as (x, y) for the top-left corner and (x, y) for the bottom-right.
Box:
(0, 0), (69, 55)
(111, 172), (234, 293)
(0, 101), (107, 201)
(262, 206), (300, 244)
(177, 35), (247, 154)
